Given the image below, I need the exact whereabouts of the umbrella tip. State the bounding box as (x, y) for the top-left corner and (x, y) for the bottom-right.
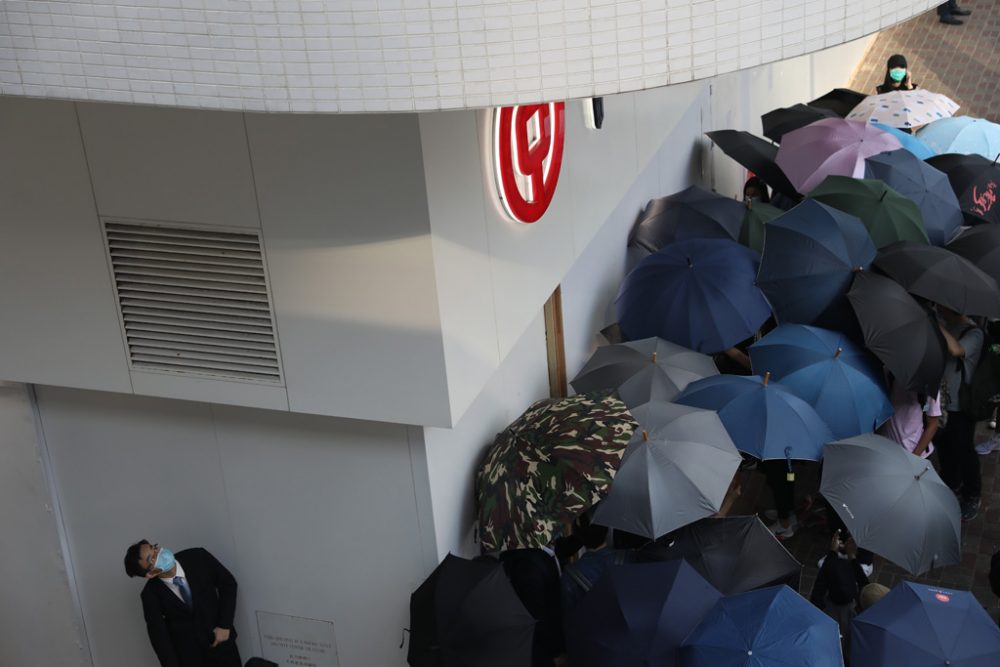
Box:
(642, 430), (649, 442)
(854, 265), (864, 273)
(994, 153), (1000, 166)
(834, 347), (843, 359)
(687, 257), (693, 268)
(651, 351), (657, 364)
(763, 371), (771, 385)
(879, 190), (887, 202)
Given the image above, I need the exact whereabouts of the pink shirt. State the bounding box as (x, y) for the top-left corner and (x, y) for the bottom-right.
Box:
(883, 383), (941, 458)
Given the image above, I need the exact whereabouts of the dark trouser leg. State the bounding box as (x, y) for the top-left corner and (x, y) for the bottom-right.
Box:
(936, 411), (964, 492)
(205, 640), (242, 667)
(938, 1), (957, 17)
(762, 460), (794, 520)
(954, 412), (982, 498)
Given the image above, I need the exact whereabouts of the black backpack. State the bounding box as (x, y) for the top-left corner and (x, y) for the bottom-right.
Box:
(957, 321), (1000, 421)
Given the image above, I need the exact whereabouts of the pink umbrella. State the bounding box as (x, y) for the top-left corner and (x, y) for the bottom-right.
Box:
(776, 119), (902, 194)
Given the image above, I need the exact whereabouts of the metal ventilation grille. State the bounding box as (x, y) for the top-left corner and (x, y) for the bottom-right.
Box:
(105, 221), (282, 383)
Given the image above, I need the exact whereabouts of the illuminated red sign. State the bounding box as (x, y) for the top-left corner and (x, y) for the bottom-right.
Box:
(493, 102), (565, 223)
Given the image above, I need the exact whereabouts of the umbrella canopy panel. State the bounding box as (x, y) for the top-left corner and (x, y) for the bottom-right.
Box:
(475, 393), (637, 551)
(408, 554), (536, 667)
(681, 585), (844, 667)
(592, 402), (742, 539)
(926, 152), (1000, 225)
(616, 238), (772, 354)
(808, 175), (929, 249)
(628, 185), (744, 253)
(851, 581), (1000, 667)
(808, 88), (868, 118)
(705, 129), (801, 199)
(948, 224), (1000, 285)
(846, 90), (959, 130)
(873, 240), (1000, 318)
(847, 271), (947, 394)
(566, 560), (722, 667)
(762, 103), (839, 143)
(864, 148), (962, 246)
(636, 516), (802, 596)
(821, 434), (961, 575)
(918, 116), (1000, 160)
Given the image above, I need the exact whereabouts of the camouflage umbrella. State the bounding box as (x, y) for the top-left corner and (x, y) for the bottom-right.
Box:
(476, 393), (638, 552)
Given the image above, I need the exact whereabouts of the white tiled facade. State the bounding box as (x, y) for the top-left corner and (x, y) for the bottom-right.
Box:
(0, 0), (935, 113)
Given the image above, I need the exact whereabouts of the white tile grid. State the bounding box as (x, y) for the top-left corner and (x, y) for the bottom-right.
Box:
(0, 0), (934, 112)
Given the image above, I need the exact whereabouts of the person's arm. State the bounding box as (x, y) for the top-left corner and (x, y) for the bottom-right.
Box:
(201, 549), (238, 645)
(810, 551), (836, 607)
(141, 589), (181, 667)
(846, 540), (870, 592)
(723, 347), (751, 371)
(939, 323), (966, 358)
(914, 415), (939, 457)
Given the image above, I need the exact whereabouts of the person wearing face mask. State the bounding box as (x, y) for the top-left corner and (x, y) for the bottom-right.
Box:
(124, 540), (241, 667)
(875, 54), (916, 95)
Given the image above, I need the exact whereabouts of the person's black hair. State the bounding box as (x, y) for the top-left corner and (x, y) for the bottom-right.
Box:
(124, 539), (150, 578)
(879, 54), (909, 93)
(578, 522), (609, 550)
(743, 176), (771, 203)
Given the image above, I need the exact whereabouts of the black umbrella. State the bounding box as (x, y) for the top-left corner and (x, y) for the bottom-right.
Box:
(873, 241), (1000, 318)
(808, 88), (868, 118)
(947, 224), (1000, 285)
(761, 103), (839, 143)
(846, 271), (946, 394)
(408, 554), (535, 667)
(635, 516), (801, 596)
(628, 185), (744, 253)
(925, 153), (1000, 224)
(705, 130), (801, 198)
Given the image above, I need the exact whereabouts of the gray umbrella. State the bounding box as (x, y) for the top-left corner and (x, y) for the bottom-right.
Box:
(820, 434), (961, 575)
(592, 402), (742, 539)
(570, 337), (719, 409)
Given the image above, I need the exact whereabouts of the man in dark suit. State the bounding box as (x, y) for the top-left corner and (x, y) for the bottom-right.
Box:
(124, 540), (242, 667)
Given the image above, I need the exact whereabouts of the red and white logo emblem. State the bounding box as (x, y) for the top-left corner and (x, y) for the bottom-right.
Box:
(493, 102), (565, 223)
(934, 593), (951, 603)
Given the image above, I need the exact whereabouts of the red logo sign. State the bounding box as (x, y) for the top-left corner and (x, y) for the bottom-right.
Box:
(934, 593), (951, 603)
(493, 102), (565, 223)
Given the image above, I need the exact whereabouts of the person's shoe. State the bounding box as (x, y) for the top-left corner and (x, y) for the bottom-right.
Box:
(940, 15), (964, 24)
(768, 516), (797, 540)
(952, 8), (972, 16)
(976, 435), (1000, 455)
(961, 497), (981, 521)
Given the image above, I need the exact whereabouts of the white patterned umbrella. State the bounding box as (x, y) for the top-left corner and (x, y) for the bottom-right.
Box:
(846, 90), (959, 130)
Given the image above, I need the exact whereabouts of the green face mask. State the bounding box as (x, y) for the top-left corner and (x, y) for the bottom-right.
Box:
(889, 68), (907, 83)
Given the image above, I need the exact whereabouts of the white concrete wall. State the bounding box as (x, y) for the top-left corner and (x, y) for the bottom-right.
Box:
(0, 0), (931, 112)
(30, 386), (438, 667)
(0, 383), (89, 667)
(0, 96), (453, 425)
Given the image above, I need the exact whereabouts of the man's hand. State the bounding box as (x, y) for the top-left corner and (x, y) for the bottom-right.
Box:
(211, 627), (230, 647)
(845, 538), (858, 561)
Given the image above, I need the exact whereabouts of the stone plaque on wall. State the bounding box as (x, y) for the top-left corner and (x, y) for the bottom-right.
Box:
(256, 611), (340, 667)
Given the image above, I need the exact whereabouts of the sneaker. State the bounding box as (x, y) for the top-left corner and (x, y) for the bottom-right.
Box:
(976, 435), (1000, 455)
(961, 497), (981, 521)
(768, 516), (797, 540)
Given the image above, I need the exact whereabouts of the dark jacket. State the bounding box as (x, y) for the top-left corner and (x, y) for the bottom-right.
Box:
(140, 548), (240, 667)
(810, 551), (869, 607)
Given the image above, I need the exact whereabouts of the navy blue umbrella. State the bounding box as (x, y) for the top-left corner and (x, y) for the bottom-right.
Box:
(748, 324), (892, 439)
(681, 585), (843, 667)
(864, 149), (962, 246)
(674, 373), (834, 461)
(615, 238), (772, 354)
(628, 185), (744, 253)
(565, 560), (722, 667)
(757, 200), (875, 329)
(852, 581), (1000, 666)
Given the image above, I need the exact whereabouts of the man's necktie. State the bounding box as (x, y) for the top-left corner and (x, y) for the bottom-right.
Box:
(173, 576), (193, 607)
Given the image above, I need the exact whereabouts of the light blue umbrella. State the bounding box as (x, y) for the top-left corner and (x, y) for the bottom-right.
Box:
(682, 585), (843, 667)
(871, 123), (936, 159)
(674, 373), (834, 461)
(615, 238), (772, 354)
(917, 116), (1000, 160)
(852, 581), (1000, 667)
(748, 324), (892, 439)
(757, 199), (876, 329)
(864, 148), (963, 246)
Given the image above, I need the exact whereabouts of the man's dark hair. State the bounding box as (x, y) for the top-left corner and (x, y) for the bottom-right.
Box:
(578, 522), (609, 550)
(124, 539), (150, 578)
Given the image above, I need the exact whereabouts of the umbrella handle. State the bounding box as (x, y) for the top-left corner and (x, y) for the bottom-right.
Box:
(915, 465), (930, 481)
(399, 628), (410, 649)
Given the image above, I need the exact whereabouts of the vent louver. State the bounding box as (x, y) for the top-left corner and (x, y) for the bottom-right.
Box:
(104, 221), (282, 383)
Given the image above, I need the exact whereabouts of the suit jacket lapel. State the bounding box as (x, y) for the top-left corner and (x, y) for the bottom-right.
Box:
(154, 577), (193, 614)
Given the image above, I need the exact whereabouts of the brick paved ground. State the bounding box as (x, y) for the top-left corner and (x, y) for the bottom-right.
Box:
(849, 1), (1000, 122)
(725, 2), (1000, 619)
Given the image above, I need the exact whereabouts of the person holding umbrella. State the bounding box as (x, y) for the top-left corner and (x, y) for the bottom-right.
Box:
(810, 530), (870, 656)
(936, 305), (985, 520)
(882, 372), (942, 459)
